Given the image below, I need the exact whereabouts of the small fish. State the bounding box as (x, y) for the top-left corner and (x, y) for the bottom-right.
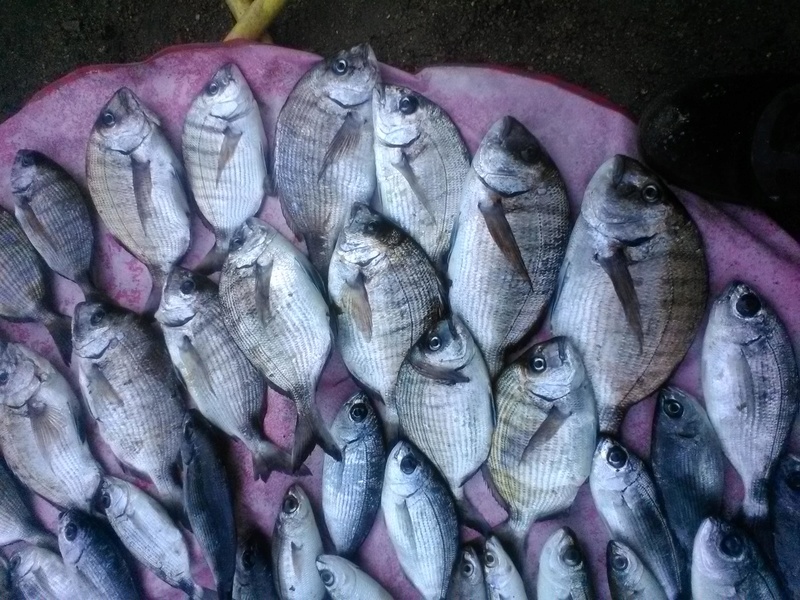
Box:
(447, 546), (487, 600)
(183, 63), (270, 272)
(701, 281), (799, 522)
(322, 392), (384, 555)
(771, 453), (800, 598)
(9, 545), (102, 600)
(316, 555), (393, 600)
(381, 440), (458, 600)
(275, 43), (379, 277)
(0, 456), (55, 549)
(272, 484), (326, 600)
(233, 532), (278, 600)
(483, 536), (528, 600)
(607, 540), (668, 600)
(537, 527), (594, 600)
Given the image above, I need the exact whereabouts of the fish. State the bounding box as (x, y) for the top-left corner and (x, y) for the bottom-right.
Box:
(321, 391), (385, 555)
(691, 517), (783, 600)
(86, 87), (191, 311)
(98, 475), (202, 597)
(219, 217), (339, 466)
(316, 555), (393, 600)
(0, 209), (71, 363)
(536, 527), (594, 600)
(550, 154), (707, 433)
(9, 545), (102, 600)
(484, 535), (528, 600)
(651, 386), (724, 558)
(590, 436), (683, 600)
(183, 63), (270, 272)
(73, 301), (185, 510)
(329, 202), (445, 437)
(701, 281), (799, 522)
(233, 532), (278, 600)
(381, 440), (458, 600)
(0, 342), (102, 511)
(181, 412), (237, 599)
(10, 149), (98, 298)
(607, 540), (668, 600)
(394, 314), (493, 525)
(447, 546), (487, 600)
(772, 453), (800, 598)
(448, 116), (569, 377)
(156, 267), (295, 480)
(274, 43), (379, 279)
(0, 456), (55, 549)
(272, 484), (326, 600)
(488, 337), (597, 554)
(57, 509), (140, 600)
(0, 556), (9, 598)
(372, 84), (469, 269)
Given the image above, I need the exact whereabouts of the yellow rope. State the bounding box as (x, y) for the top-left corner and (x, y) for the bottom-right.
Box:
(225, 0), (286, 41)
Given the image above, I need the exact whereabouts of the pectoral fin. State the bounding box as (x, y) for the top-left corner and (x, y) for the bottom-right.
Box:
(597, 248), (643, 348)
(255, 258), (273, 324)
(408, 353), (470, 385)
(131, 156), (154, 234)
(26, 398), (63, 467)
(290, 541), (304, 577)
(478, 195), (531, 286)
(217, 125), (243, 184)
(85, 364), (125, 418)
(319, 112), (363, 179)
(178, 336), (219, 407)
(392, 152), (434, 220)
(18, 201), (57, 257)
(521, 406), (568, 461)
(342, 272), (372, 340)
(396, 499), (418, 558)
(734, 345), (757, 415)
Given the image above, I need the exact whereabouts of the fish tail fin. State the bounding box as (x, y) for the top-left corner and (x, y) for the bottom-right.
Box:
(143, 267), (167, 315)
(29, 530), (58, 551)
(374, 399), (401, 444)
(184, 581), (214, 600)
(76, 274), (104, 303)
(251, 439), (307, 481)
(195, 237), (230, 275)
(42, 311), (72, 364)
(292, 403), (341, 469)
(216, 579), (233, 600)
(494, 517), (528, 568)
(454, 490), (491, 536)
(742, 478), (770, 524)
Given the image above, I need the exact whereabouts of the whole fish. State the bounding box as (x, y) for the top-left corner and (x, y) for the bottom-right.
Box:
(183, 63), (269, 271)
(373, 84), (469, 268)
(57, 509), (140, 600)
(772, 453), (800, 598)
(701, 281), (799, 522)
(0, 209), (71, 362)
(0, 342), (102, 511)
(10, 149), (97, 297)
(0, 456), (55, 548)
(86, 87), (191, 311)
(651, 386), (724, 558)
(233, 532), (278, 600)
(607, 540), (668, 600)
(181, 412), (237, 599)
(322, 392), (384, 555)
(156, 267), (295, 480)
(272, 484), (325, 600)
(316, 555), (393, 600)
(537, 527), (594, 600)
(274, 43), (379, 277)
(590, 437), (683, 600)
(219, 217), (339, 466)
(484, 536), (528, 600)
(449, 116), (569, 376)
(9, 545), (101, 600)
(381, 440), (458, 600)
(329, 202), (445, 436)
(73, 301), (184, 510)
(447, 546), (487, 600)
(691, 517), (783, 600)
(551, 154), (707, 433)
(98, 476), (202, 597)
(488, 337), (597, 553)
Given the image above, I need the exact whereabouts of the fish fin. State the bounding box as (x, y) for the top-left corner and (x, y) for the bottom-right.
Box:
(455, 493), (490, 535)
(550, 258), (570, 319)
(341, 271), (372, 340)
(408, 352), (470, 384)
(734, 345), (758, 416)
(391, 152), (435, 220)
(396, 499), (418, 558)
(293, 254), (326, 298)
(178, 336), (220, 407)
(130, 156), (154, 234)
(493, 520), (528, 571)
(255, 258), (274, 323)
(319, 111), (363, 179)
(251, 439), (306, 482)
(217, 125), (243, 184)
(17, 200), (58, 258)
(478, 194), (531, 286)
(292, 403), (342, 469)
(143, 267), (167, 315)
(290, 541), (304, 578)
(118, 459), (152, 483)
(86, 363), (126, 414)
(41, 312), (72, 365)
(597, 248), (643, 349)
(26, 398), (63, 468)
(521, 406), (568, 461)
(195, 237), (229, 275)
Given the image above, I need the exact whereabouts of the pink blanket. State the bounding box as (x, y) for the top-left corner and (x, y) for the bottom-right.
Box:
(0, 41), (798, 599)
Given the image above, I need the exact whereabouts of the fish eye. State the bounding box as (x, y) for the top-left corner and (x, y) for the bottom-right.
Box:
(180, 279), (196, 295)
(735, 292), (761, 318)
(606, 445), (628, 469)
(786, 470), (800, 491)
(663, 398), (684, 419)
(400, 453), (418, 474)
(19, 153), (34, 168)
(519, 145), (539, 163)
(282, 494), (299, 514)
(349, 402), (368, 422)
(9, 555), (20, 569)
(206, 81), (220, 96)
(561, 546), (582, 567)
(462, 560), (474, 576)
(319, 568), (335, 586)
(64, 522), (78, 541)
(398, 94), (419, 115)
(90, 309), (106, 327)
(101, 111), (116, 128)
(530, 355), (546, 372)
(484, 551), (496, 568)
(100, 492), (111, 510)
(641, 184), (661, 202)
(0, 372), (8, 385)
(720, 532), (744, 558)
(611, 553), (628, 571)
(428, 335), (442, 351)
(332, 59), (348, 75)
(242, 548), (254, 569)
(230, 233), (246, 251)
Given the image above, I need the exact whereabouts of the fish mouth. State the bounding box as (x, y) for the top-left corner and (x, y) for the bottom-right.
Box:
(10, 182), (31, 195)
(610, 155), (628, 187)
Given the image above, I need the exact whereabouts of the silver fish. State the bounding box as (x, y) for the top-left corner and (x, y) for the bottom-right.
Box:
(447, 546), (487, 600)
(484, 536), (528, 600)
(10, 150), (97, 298)
(272, 484), (325, 600)
(607, 540), (668, 600)
(691, 517), (783, 600)
(9, 546), (102, 600)
(316, 555), (393, 600)
(233, 532), (278, 600)
(73, 301), (185, 510)
(322, 392), (384, 555)
(0, 342), (102, 511)
(0, 456), (53, 548)
(701, 281), (799, 522)
(551, 154), (707, 433)
(448, 116), (569, 376)
(183, 63), (269, 272)
(651, 386), (724, 558)
(536, 527), (594, 600)
(156, 267), (295, 480)
(274, 43), (379, 277)
(86, 87), (191, 311)
(219, 217), (339, 466)
(373, 84), (469, 269)
(381, 440), (458, 600)
(590, 437), (683, 600)
(488, 337), (597, 552)
(773, 454), (800, 598)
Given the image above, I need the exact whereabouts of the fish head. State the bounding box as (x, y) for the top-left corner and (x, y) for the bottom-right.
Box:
(91, 87), (157, 154)
(316, 555), (358, 597)
(332, 391), (378, 445)
(384, 440), (431, 498)
(337, 202), (400, 264)
(521, 337), (586, 402)
(607, 540), (643, 585)
(8, 548), (37, 586)
(409, 315), (476, 380)
(319, 44), (380, 108)
(72, 301), (126, 359)
(656, 386), (704, 439)
(452, 545), (484, 589)
(196, 63), (255, 120)
(0, 343), (41, 409)
(542, 527), (585, 578)
(710, 281), (772, 345)
(236, 533), (268, 588)
(275, 483), (314, 537)
(10, 150), (52, 196)
(776, 454), (800, 507)
(57, 509), (90, 567)
(227, 217), (277, 268)
(693, 517), (756, 584)
(156, 267), (210, 328)
(591, 436), (639, 492)
(372, 84), (433, 147)
(96, 477), (131, 520)
(483, 536), (517, 591)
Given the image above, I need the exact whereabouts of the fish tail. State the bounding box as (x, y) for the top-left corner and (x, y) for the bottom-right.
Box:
(143, 267), (167, 315)
(28, 530), (58, 551)
(597, 403), (625, 435)
(374, 399), (401, 444)
(292, 399), (341, 469)
(493, 517), (528, 568)
(251, 439), (307, 481)
(742, 478), (770, 524)
(41, 310), (72, 365)
(195, 237), (230, 275)
(454, 491), (491, 536)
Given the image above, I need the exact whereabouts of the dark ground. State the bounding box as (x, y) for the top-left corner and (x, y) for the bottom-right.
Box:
(1, 0), (799, 122)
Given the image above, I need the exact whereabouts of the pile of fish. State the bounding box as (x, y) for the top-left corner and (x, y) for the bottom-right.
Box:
(0, 41), (797, 600)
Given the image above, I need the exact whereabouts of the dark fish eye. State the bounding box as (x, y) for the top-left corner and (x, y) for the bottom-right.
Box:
(0, 372), (8, 385)
(230, 234), (246, 251)
(400, 453), (418, 474)
(320, 568), (335, 586)
(786, 470), (800, 491)
(100, 492), (111, 510)
(64, 522), (78, 541)
(364, 221), (377, 234)
(398, 94), (419, 115)
(428, 335), (442, 351)
(90, 309), (106, 327)
(9, 555), (20, 569)
(561, 546), (582, 567)
(19, 153), (34, 168)
(735, 292), (761, 318)
(641, 184), (661, 202)
(349, 402), (368, 422)
(206, 81), (220, 96)
(531, 355), (546, 372)
(462, 560), (473, 576)
(720, 532), (744, 557)
(242, 548), (254, 569)
(484, 551), (496, 568)
(282, 494), (299, 514)
(663, 399), (684, 419)
(607, 445), (628, 469)
(332, 59), (348, 75)
(519, 145), (538, 163)
(184, 420), (195, 439)
(611, 553), (628, 571)
(180, 279), (196, 295)
(101, 111), (116, 128)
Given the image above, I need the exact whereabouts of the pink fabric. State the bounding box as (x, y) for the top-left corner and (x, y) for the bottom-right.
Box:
(0, 41), (798, 598)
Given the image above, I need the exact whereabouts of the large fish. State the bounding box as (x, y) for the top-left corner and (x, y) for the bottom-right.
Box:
(701, 281), (799, 522)
(447, 546), (487, 600)
(773, 454), (800, 598)
(373, 84), (469, 269)
(219, 217), (339, 466)
(183, 63), (269, 272)
(483, 536), (528, 600)
(607, 540), (668, 600)
(274, 44), (379, 277)
(9, 545), (102, 600)
(449, 116), (569, 376)
(316, 555), (393, 600)
(233, 532), (278, 600)
(0, 342), (102, 511)
(0, 457), (54, 548)
(86, 87), (191, 311)
(536, 527), (594, 600)
(551, 154), (707, 432)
